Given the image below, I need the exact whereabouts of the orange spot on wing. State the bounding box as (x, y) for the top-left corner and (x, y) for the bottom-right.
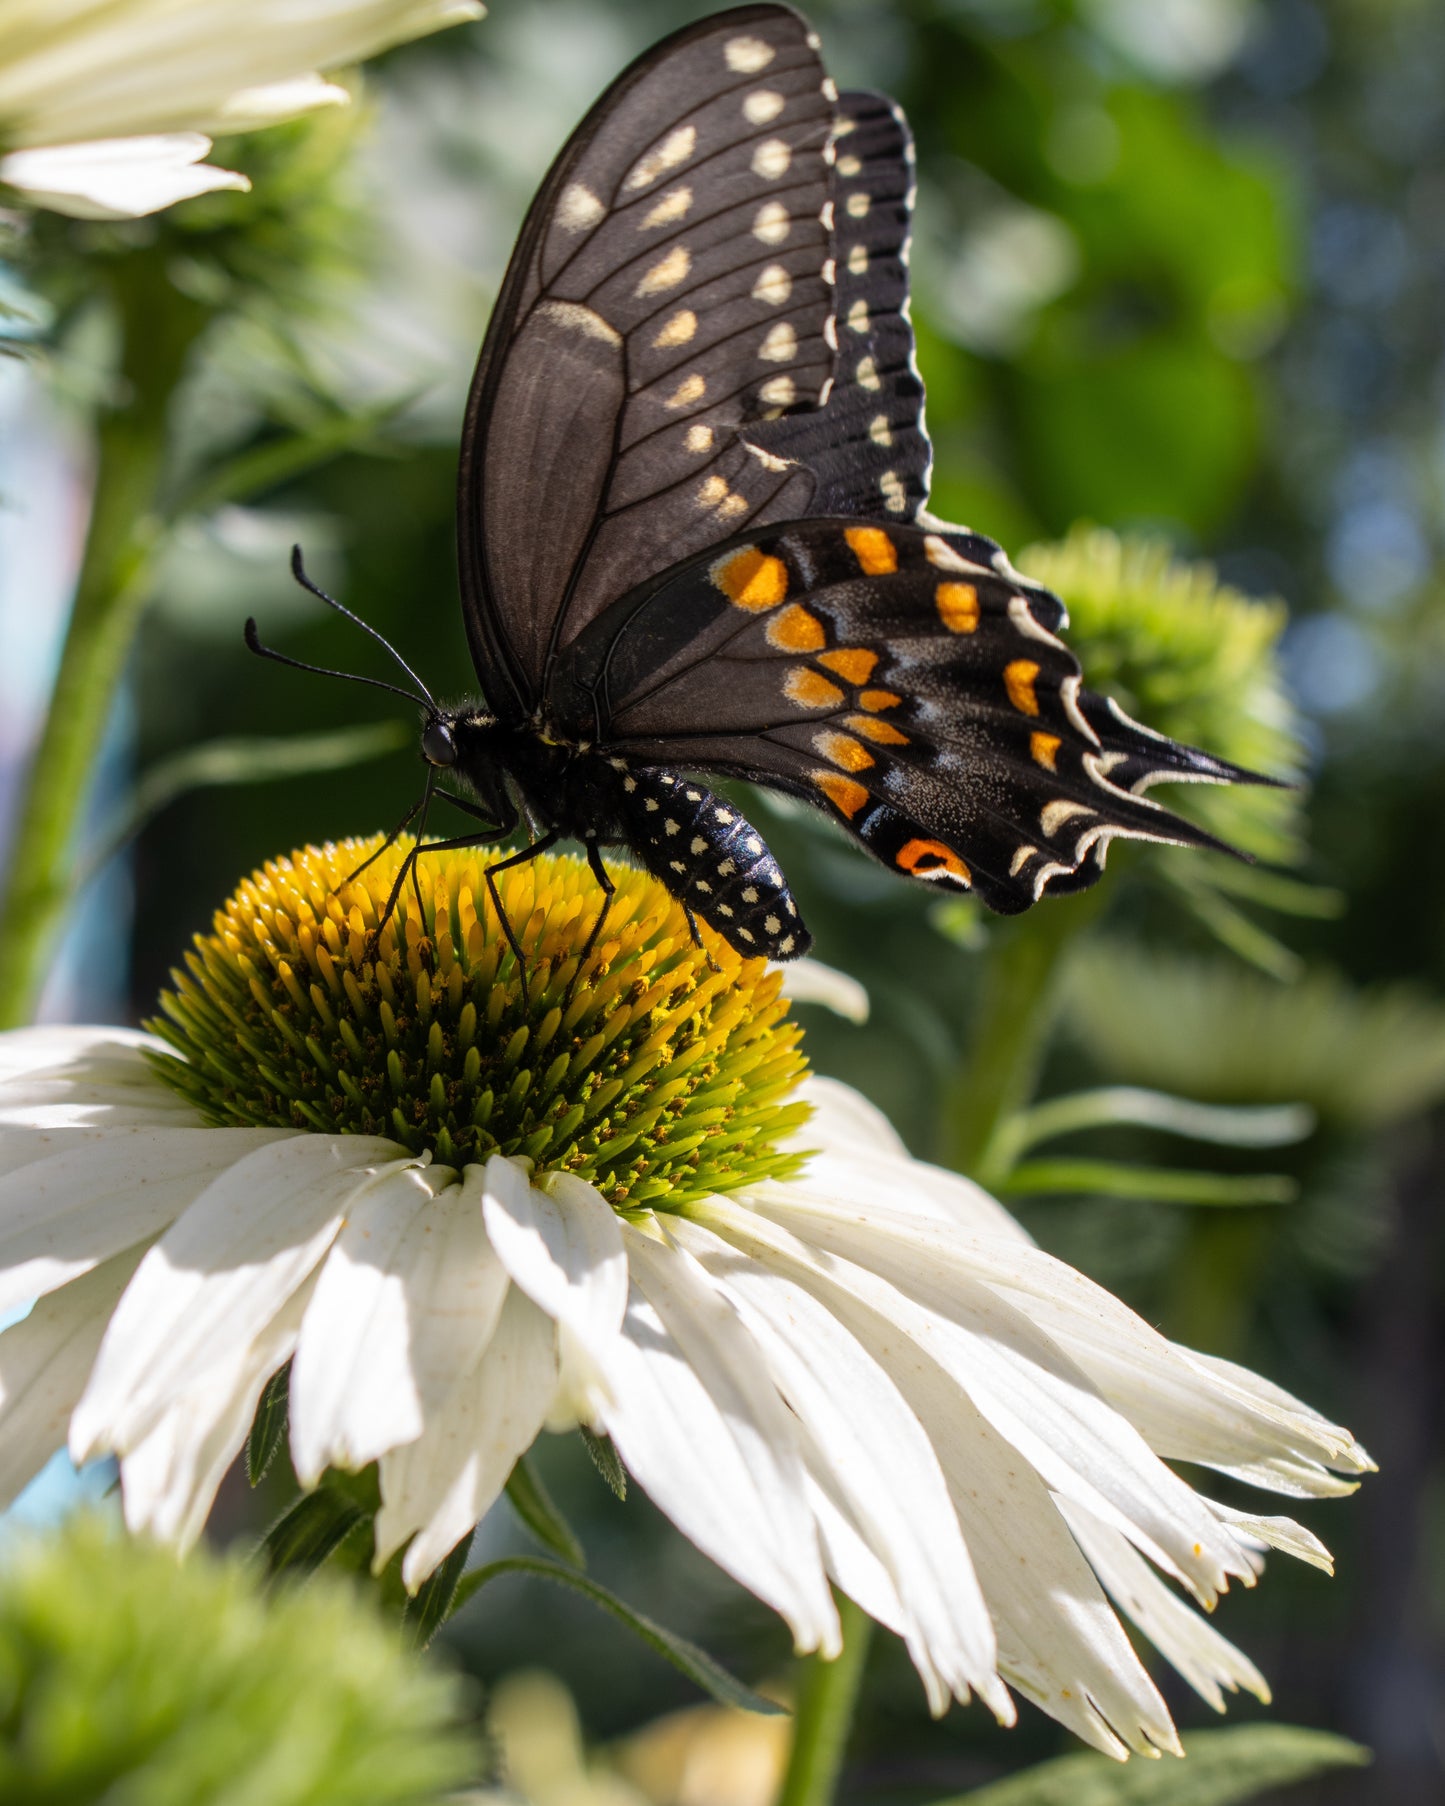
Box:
(818, 647), (877, 684)
(1004, 659), (1041, 716)
(813, 730), (874, 772)
(1030, 731), (1061, 771)
(844, 526), (898, 574)
(936, 581), (979, 633)
(712, 547), (788, 610)
(896, 838), (972, 883)
(859, 689), (901, 711)
(846, 714), (908, 745)
(812, 771), (870, 817)
(765, 603), (826, 651)
(784, 668), (844, 708)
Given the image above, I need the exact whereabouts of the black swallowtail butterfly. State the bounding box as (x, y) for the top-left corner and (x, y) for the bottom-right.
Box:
(249, 3), (1262, 973)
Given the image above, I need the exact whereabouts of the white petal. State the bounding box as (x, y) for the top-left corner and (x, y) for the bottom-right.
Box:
(209, 73), (349, 131)
(0, 1245), (146, 1507)
(481, 1157), (626, 1417)
(789, 1076), (906, 1157)
(121, 1276), (315, 1549)
(376, 1285), (557, 1587)
(0, 135), (249, 219)
(608, 1225), (839, 1656)
(777, 961), (870, 1023)
(0, 1126), (297, 1315)
(670, 1212), (1007, 1720)
(0, 1025), (167, 1081)
(1063, 1500), (1272, 1712)
(291, 1162), (508, 1484)
(71, 1135), (407, 1460)
(1204, 1497), (1334, 1573)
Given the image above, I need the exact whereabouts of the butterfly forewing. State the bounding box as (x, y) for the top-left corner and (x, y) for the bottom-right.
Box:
(749, 89), (932, 521)
(552, 518), (1251, 911)
(458, 5), (842, 703)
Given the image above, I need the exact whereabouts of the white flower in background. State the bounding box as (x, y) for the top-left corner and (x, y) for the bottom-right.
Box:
(0, 841), (1371, 1759)
(0, 0), (483, 218)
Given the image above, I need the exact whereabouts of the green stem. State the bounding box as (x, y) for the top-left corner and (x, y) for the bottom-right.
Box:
(774, 1593), (872, 1806)
(947, 892), (1103, 1187)
(0, 262), (206, 1026)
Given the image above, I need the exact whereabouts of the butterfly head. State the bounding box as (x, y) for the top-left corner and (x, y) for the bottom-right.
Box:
(420, 715), (459, 768)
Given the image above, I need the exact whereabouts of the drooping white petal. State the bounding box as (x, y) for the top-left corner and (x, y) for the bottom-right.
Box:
(376, 1285), (557, 1588)
(0, 1025), (167, 1081)
(0, 1245), (146, 1507)
(727, 1194), (1254, 1608)
(121, 1276), (317, 1549)
(761, 1147), (1030, 1241)
(291, 1162), (508, 1484)
(788, 1076), (906, 1158)
(209, 74), (349, 132)
(0, 1126), (297, 1316)
(1062, 1500), (1272, 1713)
(481, 1157), (626, 1418)
(670, 1212), (1006, 1720)
(777, 961), (870, 1024)
(606, 1225), (839, 1656)
(70, 1135), (408, 1460)
(0, 135), (249, 220)
(1203, 1497), (1335, 1573)
(0, 1029), (198, 1130)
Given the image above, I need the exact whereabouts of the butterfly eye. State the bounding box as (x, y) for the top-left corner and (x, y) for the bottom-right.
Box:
(422, 719), (458, 767)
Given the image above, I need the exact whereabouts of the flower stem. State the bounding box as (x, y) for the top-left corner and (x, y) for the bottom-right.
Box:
(947, 891), (1104, 1187)
(0, 262), (205, 1026)
(774, 1593), (872, 1806)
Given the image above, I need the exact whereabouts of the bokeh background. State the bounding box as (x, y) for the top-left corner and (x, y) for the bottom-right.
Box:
(2, 0), (1442, 1801)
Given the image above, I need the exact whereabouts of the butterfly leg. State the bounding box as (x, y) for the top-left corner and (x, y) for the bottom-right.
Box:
(560, 841), (617, 1009)
(482, 831), (561, 1000)
(682, 905), (721, 974)
(347, 784), (430, 890)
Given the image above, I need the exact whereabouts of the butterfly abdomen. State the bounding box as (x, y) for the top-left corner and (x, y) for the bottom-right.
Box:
(614, 765), (811, 959)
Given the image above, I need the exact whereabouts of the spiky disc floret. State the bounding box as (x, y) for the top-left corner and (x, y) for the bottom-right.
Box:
(147, 837), (810, 1210)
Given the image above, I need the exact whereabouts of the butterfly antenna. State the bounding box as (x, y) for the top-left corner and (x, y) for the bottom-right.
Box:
(243, 618), (433, 711)
(290, 545), (438, 709)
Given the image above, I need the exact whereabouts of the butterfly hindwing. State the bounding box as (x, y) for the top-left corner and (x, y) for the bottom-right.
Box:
(457, 4), (842, 705)
(551, 518), (1251, 912)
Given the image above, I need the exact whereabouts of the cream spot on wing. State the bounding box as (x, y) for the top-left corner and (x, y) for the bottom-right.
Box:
(924, 534), (990, 575)
(856, 355), (881, 390)
(819, 200), (834, 231)
(821, 256), (836, 285)
(696, 475), (729, 508)
(665, 373), (706, 408)
(837, 154), (862, 178)
(751, 138), (791, 180)
(653, 308), (697, 348)
(626, 125), (696, 191)
(759, 373), (796, 406)
(556, 183), (604, 231)
(725, 35), (775, 73)
(753, 200), (790, 244)
(536, 300), (621, 345)
(752, 263), (792, 304)
(636, 244), (691, 295)
(1008, 592), (1065, 649)
(847, 297), (869, 333)
(717, 492), (749, 519)
(1010, 845), (1037, 877)
(869, 414), (891, 447)
(684, 423), (714, 453)
(880, 470), (907, 513)
(822, 77), (838, 101)
(1041, 799), (1095, 837)
(759, 321), (797, 361)
(743, 89), (786, 125)
(846, 190), (870, 218)
(747, 442), (792, 472)
(847, 242), (868, 275)
(640, 185), (692, 229)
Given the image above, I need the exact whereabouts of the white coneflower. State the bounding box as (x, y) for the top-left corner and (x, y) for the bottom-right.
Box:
(0, 838), (1370, 1758)
(0, 0), (483, 218)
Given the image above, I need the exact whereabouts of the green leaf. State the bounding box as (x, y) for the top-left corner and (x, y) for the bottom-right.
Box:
(403, 1530), (474, 1650)
(934, 1724), (1369, 1806)
(451, 1556), (783, 1716)
(1002, 1159), (1296, 1207)
(81, 722), (410, 882)
(1196, 861), (1346, 920)
(505, 1454), (585, 1567)
(994, 1088), (1314, 1171)
(1173, 881), (1303, 982)
(246, 1362), (291, 1487)
(261, 1486), (368, 1581)
(579, 1426), (628, 1500)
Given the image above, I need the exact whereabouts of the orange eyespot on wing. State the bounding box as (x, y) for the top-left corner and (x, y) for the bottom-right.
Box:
(1030, 731), (1061, 772)
(896, 838), (971, 883)
(712, 547), (789, 610)
(1004, 659), (1041, 716)
(765, 603), (826, 650)
(811, 771), (871, 817)
(784, 668), (845, 708)
(844, 526), (898, 574)
(935, 581), (979, 634)
(818, 647), (878, 684)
